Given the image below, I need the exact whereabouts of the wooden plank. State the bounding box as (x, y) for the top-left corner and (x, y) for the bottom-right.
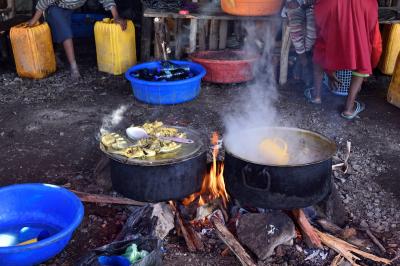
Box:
(198, 19), (207, 51)
(7, 0), (15, 19)
(219, 20), (228, 49)
(143, 8), (280, 21)
(154, 17), (164, 60)
(70, 190), (147, 206)
(189, 18), (198, 53)
(174, 18), (183, 59)
(140, 16), (152, 62)
(279, 19), (291, 85)
(209, 19), (219, 50)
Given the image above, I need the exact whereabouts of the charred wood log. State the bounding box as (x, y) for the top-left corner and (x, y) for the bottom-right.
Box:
(210, 214), (256, 266)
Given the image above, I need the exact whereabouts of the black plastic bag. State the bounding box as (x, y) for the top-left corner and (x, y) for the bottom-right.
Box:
(76, 205), (162, 266)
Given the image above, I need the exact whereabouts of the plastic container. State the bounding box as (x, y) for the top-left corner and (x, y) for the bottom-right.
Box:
(71, 13), (107, 38)
(221, 0), (284, 16)
(94, 18), (136, 75)
(190, 50), (258, 83)
(379, 23), (400, 75)
(0, 184), (84, 266)
(10, 22), (56, 79)
(125, 60), (206, 105)
(323, 70), (352, 96)
(388, 54), (400, 108)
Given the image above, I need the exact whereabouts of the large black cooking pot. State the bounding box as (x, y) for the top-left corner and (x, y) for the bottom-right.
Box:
(224, 127), (336, 210)
(100, 126), (206, 202)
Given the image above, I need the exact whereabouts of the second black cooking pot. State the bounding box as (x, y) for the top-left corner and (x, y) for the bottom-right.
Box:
(100, 126), (207, 202)
(224, 127), (337, 209)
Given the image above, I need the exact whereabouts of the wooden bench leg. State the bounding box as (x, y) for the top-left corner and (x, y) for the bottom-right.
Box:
(219, 20), (228, 50)
(189, 18), (198, 53)
(198, 19), (207, 51)
(279, 20), (291, 86)
(175, 18), (183, 59)
(140, 16), (152, 62)
(209, 19), (219, 50)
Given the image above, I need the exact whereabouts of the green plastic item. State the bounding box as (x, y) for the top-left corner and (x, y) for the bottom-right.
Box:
(123, 243), (149, 264)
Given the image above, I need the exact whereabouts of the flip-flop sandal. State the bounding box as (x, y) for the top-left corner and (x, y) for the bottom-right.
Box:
(304, 87), (322, 104)
(341, 101), (365, 120)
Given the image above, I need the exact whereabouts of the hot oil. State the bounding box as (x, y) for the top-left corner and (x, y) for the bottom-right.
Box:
(0, 223), (61, 247)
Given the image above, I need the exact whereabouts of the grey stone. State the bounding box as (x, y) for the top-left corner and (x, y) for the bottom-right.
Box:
(151, 202), (174, 240)
(236, 212), (296, 261)
(360, 220), (369, 228)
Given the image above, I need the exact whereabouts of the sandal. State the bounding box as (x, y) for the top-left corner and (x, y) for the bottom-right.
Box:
(304, 87), (321, 104)
(341, 101), (365, 120)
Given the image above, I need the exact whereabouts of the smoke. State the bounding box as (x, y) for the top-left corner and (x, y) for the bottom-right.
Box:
(223, 21), (279, 150)
(99, 105), (128, 135)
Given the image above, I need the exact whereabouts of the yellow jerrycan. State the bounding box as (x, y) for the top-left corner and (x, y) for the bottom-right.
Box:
(388, 54), (400, 109)
(10, 22), (56, 79)
(94, 19), (136, 75)
(379, 23), (400, 75)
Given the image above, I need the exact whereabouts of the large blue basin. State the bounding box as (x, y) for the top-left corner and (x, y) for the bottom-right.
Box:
(0, 184), (84, 266)
(125, 60), (206, 105)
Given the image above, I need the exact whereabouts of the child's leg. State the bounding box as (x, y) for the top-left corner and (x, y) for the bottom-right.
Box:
(302, 6), (317, 86)
(287, 6), (307, 55)
(63, 39), (80, 78)
(287, 6), (307, 80)
(343, 73), (366, 115)
(305, 7), (316, 54)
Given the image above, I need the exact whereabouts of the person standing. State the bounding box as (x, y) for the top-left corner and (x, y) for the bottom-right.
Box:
(305, 0), (382, 120)
(283, 0), (316, 87)
(27, 0), (127, 78)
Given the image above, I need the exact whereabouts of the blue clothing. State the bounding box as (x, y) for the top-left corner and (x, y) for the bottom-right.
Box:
(45, 6), (73, 43)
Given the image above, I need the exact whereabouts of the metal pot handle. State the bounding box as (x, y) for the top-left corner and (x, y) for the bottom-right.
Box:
(241, 165), (271, 192)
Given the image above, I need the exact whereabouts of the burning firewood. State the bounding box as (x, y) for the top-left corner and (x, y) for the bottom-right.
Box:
(315, 229), (392, 265)
(210, 211), (256, 266)
(170, 202), (204, 252)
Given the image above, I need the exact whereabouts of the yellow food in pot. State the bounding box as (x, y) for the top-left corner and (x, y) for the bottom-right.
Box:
(259, 138), (289, 165)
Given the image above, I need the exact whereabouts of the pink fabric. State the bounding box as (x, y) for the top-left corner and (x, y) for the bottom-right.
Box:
(313, 0), (380, 74)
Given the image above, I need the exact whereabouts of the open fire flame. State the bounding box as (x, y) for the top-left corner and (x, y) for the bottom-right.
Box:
(183, 132), (229, 207)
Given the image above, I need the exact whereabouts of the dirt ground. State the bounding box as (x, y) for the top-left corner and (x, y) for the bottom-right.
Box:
(0, 41), (399, 265)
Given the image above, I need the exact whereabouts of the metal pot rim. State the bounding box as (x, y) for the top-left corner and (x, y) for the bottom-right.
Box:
(100, 126), (206, 166)
(224, 126), (337, 167)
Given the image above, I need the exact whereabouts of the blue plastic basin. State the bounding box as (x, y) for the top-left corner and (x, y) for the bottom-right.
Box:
(125, 61), (206, 105)
(0, 184), (84, 266)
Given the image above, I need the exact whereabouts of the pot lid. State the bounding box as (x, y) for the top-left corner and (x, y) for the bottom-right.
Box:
(100, 126), (205, 166)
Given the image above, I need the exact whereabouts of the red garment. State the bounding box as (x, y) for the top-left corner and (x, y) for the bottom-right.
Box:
(313, 0), (382, 74)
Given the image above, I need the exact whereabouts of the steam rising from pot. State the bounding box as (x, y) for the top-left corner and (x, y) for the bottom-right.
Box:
(222, 22), (330, 165)
(223, 22), (280, 155)
(100, 105), (128, 135)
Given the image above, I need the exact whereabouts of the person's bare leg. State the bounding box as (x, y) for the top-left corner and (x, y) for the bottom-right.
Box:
(312, 63), (324, 101)
(343, 75), (364, 115)
(63, 38), (80, 78)
(292, 209), (323, 249)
